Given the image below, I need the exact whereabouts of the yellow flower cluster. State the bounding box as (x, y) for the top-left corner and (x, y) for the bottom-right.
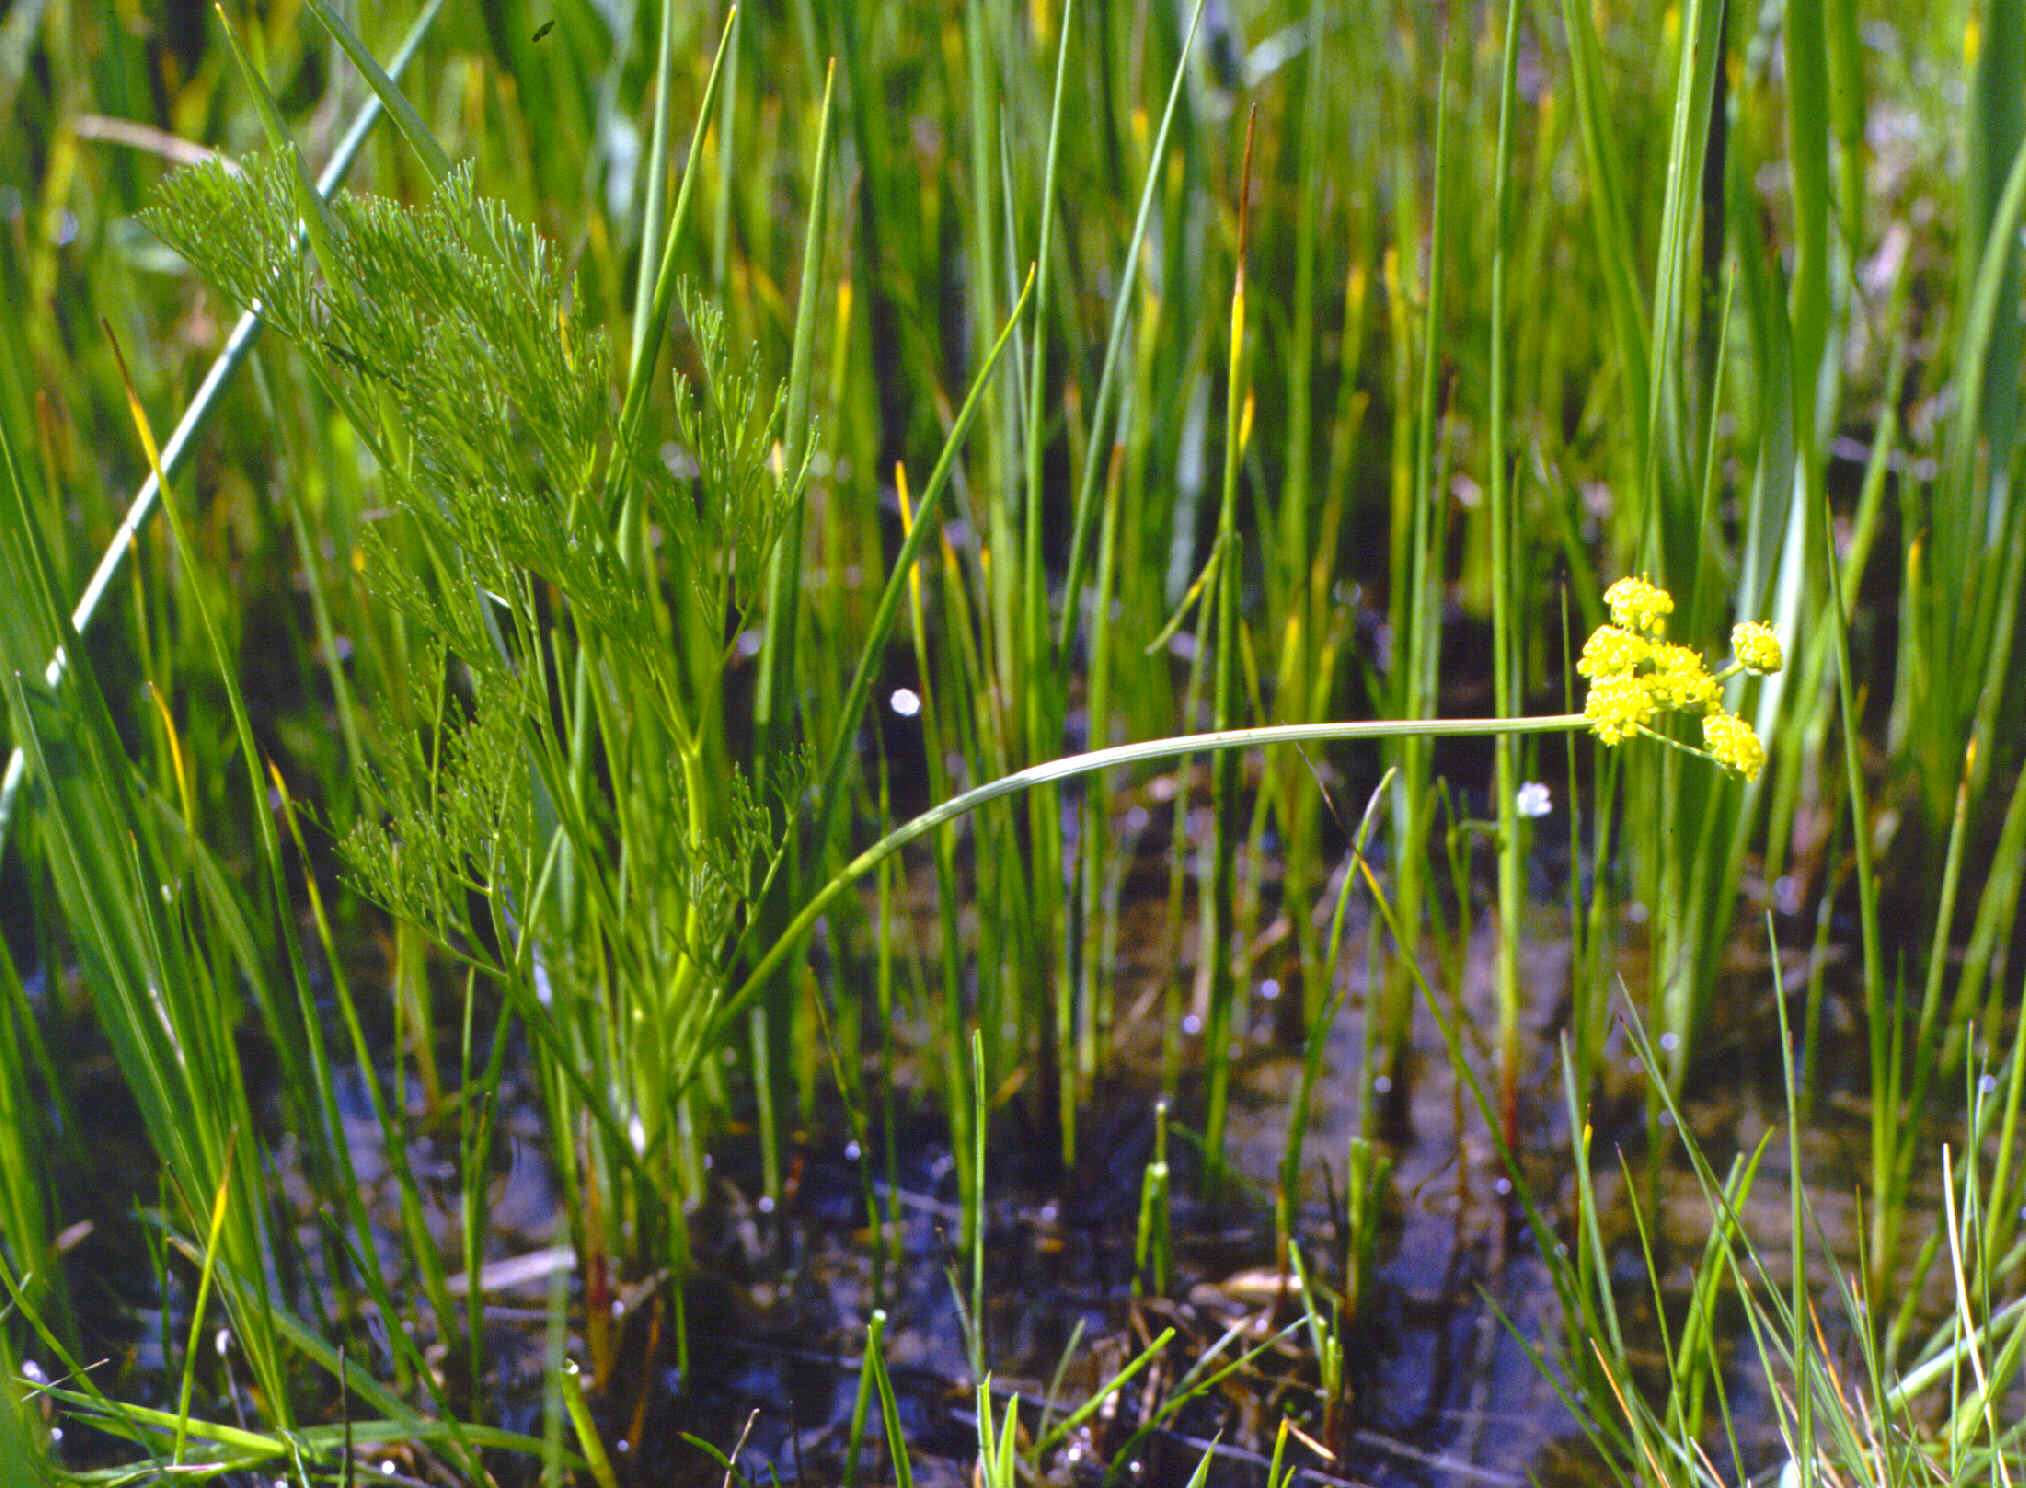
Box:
(1701, 710), (1766, 781)
(1578, 577), (1781, 781)
(1731, 621), (1782, 674)
(1603, 574), (1673, 635)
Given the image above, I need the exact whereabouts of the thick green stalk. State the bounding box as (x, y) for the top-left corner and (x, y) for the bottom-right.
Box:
(749, 66), (838, 1101)
(894, 469), (976, 1258)
(1200, 114), (1254, 1185)
(1487, 0), (1523, 1145)
(965, 0), (1014, 744)
(1023, 0), (1077, 1164)
(629, 0), (684, 372)
(1384, 45), (1451, 1096)
(756, 57), (837, 780)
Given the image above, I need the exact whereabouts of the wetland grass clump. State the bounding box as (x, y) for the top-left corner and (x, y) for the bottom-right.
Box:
(4, 0), (2026, 1483)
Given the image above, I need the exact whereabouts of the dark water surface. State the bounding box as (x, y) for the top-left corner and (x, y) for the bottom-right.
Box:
(31, 891), (1990, 1487)
(554, 918), (1912, 1487)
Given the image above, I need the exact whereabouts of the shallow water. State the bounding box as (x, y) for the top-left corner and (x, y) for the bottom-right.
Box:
(538, 936), (1881, 1486)
(28, 872), (2012, 1487)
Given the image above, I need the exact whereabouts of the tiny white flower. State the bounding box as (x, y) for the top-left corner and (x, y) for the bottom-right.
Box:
(1516, 781), (1552, 818)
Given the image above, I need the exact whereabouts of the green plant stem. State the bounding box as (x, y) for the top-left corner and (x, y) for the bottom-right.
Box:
(1200, 115), (1254, 1188)
(1487, 0), (1523, 1146)
(1056, 0), (1207, 648)
(610, 7), (739, 480)
(709, 713), (1587, 1056)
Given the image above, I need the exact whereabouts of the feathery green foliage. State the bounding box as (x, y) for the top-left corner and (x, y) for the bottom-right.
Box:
(146, 148), (814, 1307)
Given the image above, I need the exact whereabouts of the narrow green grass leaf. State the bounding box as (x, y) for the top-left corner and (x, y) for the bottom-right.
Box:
(842, 1309), (882, 1488)
(208, 1), (348, 318)
(0, 0), (438, 849)
(1645, 0), (1724, 559)
(1557, 0), (1652, 464)
(629, 0), (685, 372)
(1034, 1327), (1175, 1455)
(1057, 0), (1207, 649)
(867, 1311), (916, 1488)
(299, 0), (452, 184)
(556, 1360), (620, 1488)
(753, 57), (836, 800)
(170, 1138), (239, 1466)
(29, 1378), (565, 1467)
(1488, 0), (1524, 1143)
(1022, 0), (1075, 682)
(613, 6), (740, 475)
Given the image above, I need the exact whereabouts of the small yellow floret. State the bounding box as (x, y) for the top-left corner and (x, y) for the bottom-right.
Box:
(1577, 625), (1648, 679)
(1585, 675), (1657, 746)
(1732, 621), (1782, 674)
(1646, 643), (1719, 713)
(1702, 710), (1766, 782)
(1604, 575), (1674, 636)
